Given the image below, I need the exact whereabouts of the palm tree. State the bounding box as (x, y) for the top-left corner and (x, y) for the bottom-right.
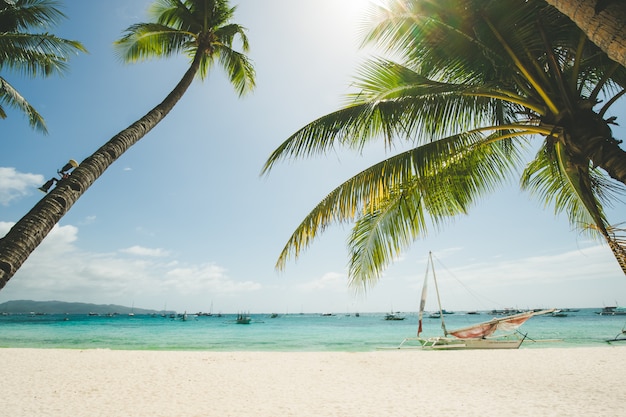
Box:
(0, 0), (255, 289)
(0, 0), (85, 132)
(262, 0), (626, 290)
(544, 0), (626, 69)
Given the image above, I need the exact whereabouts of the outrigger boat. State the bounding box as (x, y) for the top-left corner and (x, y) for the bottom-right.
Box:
(606, 324), (626, 343)
(236, 312), (251, 324)
(393, 252), (553, 350)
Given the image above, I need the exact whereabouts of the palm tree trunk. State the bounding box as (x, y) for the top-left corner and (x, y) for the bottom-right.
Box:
(588, 139), (626, 186)
(0, 50), (204, 290)
(607, 237), (626, 275)
(545, 0), (626, 68)
(567, 112), (626, 186)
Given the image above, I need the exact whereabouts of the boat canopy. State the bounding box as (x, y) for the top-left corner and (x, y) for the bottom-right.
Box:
(447, 310), (553, 339)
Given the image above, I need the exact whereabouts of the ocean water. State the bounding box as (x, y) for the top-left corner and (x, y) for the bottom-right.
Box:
(0, 309), (624, 351)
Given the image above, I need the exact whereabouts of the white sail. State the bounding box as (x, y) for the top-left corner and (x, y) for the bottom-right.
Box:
(401, 252), (555, 350)
(417, 254), (431, 336)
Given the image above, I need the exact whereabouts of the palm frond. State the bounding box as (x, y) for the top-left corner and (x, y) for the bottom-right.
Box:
(0, 0), (66, 32)
(212, 46), (255, 95)
(113, 0), (253, 96)
(0, 0), (84, 132)
(0, 33), (86, 76)
(114, 23), (194, 62)
(275, 128), (526, 272)
(347, 129), (530, 287)
(0, 76), (47, 132)
(150, 0), (198, 29)
(522, 146), (598, 235)
(214, 23), (250, 52)
(263, 59), (542, 176)
(266, 0), (626, 282)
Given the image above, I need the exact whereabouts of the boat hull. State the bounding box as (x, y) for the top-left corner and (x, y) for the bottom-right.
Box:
(391, 336), (524, 350)
(421, 337), (523, 350)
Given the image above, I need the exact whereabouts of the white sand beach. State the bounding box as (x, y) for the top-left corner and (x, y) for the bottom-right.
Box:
(2, 347), (625, 416)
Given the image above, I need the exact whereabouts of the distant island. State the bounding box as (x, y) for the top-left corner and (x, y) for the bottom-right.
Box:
(0, 300), (170, 315)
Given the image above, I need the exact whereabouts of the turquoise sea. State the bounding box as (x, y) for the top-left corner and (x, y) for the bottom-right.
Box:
(1, 308), (625, 351)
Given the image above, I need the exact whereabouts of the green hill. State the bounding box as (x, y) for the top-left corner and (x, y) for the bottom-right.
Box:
(0, 300), (166, 315)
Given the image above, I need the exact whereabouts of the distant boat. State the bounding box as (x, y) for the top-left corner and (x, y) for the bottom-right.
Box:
(393, 252), (553, 350)
(236, 312), (251, 324)
(176, 311), (198, 321)
(384, 312), (405, 321)
(197, 301), (214, 316)
(551, 310), (568, 317)
(596, 306), (626, 316)
(429, 309), (454, 318)
(269, 313), (278, 318)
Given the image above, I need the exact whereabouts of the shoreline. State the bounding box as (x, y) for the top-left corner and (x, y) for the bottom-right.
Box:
(3, 346), (625, 416)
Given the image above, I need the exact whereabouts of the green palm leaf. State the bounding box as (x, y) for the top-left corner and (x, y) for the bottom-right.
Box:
(265, 0), (626, 285)
(0, 0), (85, 132)
(275, 128), (528, 272)
(114, 0), (254, 91)
(0, 0), (65, 32)
(0, 75), (46, 131)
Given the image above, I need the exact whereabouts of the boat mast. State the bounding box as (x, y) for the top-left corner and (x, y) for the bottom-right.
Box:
(430, 252), (449, 336)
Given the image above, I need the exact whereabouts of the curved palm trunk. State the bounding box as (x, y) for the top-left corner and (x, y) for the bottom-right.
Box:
(584, 136), (626, 185)
(565, 115), (626, 275)
(0, 50), (204, 290)
(607, 237), (626, 274)
(545, 0), (626, 68)
(567, 110), (626, 186)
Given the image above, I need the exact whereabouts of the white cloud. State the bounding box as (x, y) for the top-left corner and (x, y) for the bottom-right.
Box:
(120, 245), (170, 257)
(165, 264), (262, 294)
(78, 215), (97, 226)
(0, 167), (44, 205)
(299, 271), (347, 292)
(452, 244), (618, 288)
(0, 222), (263, 311)
(426, 244), (625, 309)
(1, 219), (622, 313)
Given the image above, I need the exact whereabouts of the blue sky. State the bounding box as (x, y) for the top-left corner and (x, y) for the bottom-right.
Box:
(1, 0), (625, 314)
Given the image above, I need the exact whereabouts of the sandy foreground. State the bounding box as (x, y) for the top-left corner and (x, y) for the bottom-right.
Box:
(2, 347), (625, 417)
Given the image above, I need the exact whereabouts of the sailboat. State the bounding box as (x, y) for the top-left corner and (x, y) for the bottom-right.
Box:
(396, 252), (553, 350)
